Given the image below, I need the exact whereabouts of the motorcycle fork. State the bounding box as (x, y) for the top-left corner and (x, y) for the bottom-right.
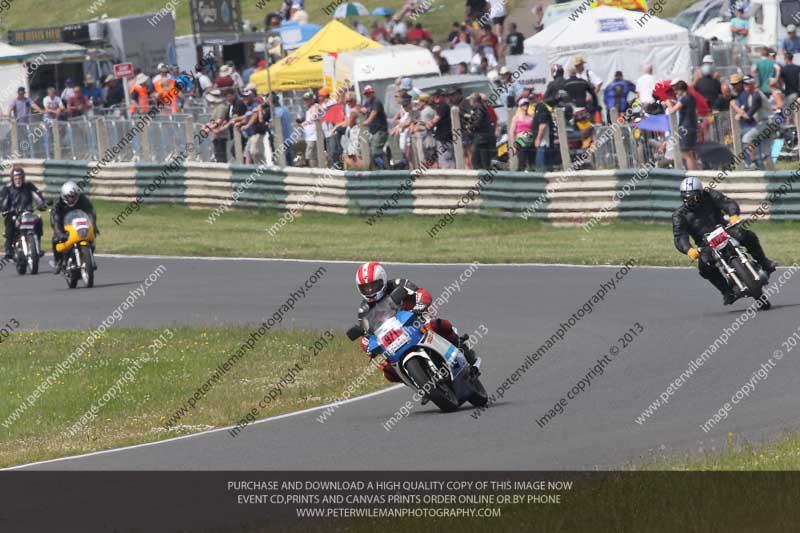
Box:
(716, 251), (747, 292)
(735, 246), (762, 281)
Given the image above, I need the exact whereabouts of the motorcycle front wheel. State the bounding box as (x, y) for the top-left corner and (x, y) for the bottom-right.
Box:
(404, 358), (460, 413)
(27, 235), (38, 275)
(730, 256), (763, 298)
(80, 246), (94, 288)
(467, 371), (489, 407)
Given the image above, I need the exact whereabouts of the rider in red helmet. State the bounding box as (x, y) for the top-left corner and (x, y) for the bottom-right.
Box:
(355, 261), (477, 383)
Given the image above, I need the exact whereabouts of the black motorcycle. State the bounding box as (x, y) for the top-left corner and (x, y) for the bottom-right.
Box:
(700, 219), (771, 310)
(1, 209), (44, 275)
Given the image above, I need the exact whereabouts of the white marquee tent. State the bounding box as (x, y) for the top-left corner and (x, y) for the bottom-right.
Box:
(523, 6), (691, 86)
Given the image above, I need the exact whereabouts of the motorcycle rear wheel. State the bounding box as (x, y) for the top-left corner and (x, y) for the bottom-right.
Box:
(404, 358), (460, 413)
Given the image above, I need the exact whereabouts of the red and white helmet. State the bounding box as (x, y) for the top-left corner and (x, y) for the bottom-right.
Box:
(355, 261), (387, 302)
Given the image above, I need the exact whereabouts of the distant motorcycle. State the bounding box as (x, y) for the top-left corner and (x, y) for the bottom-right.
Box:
(54, 209), (97, 289)
(1, 209), (44, 275)
(346, 286), (488, 412)
(700, 219), (771, 309)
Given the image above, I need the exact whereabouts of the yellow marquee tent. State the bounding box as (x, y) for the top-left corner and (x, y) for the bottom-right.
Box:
(251, 20), (382, 93)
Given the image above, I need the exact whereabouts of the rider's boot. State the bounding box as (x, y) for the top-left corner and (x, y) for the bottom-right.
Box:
(744, 236), (777, 274)
(459, 334), (478, 366)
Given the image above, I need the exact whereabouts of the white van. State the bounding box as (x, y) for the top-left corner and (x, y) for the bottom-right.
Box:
(322, 44), (439, 103)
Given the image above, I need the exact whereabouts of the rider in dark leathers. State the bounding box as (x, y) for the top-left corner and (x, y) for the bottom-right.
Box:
(50, 181), (98, 273)
(0, 167), (46, 259)
(673, 177), (776, 305)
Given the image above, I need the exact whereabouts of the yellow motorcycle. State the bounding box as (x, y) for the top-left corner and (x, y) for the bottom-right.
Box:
(55, 209), (97, 288)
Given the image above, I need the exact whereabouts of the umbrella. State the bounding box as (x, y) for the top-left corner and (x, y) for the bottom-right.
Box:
(321, 103), (345, 123)
(371, 7), (395, 15)
(635, 114), (670, 133)
(333, 2), (369, 18)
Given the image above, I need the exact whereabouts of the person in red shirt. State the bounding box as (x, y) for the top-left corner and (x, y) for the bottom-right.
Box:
(407, 22), (431, 43)
(478, 26), (499, 60)
(66, 86), (91, 118)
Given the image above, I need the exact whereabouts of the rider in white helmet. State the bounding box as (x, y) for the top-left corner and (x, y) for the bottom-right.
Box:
(354, 261), (478, 383)
(50, 180), (98, 273)
(673, 176), (776, 305)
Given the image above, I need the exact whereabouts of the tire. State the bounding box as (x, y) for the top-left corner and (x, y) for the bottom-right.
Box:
(467, 372), (489, 407)
(80, 246), (94, 288)
(27, 235), (38, 275)
(730, 256), (762, 297)
(15, 253), (26, 275)
(404, 357), (460, 413)
(67, 270), (79, 289)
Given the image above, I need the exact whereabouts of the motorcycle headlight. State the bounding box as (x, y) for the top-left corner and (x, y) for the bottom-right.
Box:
(77, 228), (89, 238)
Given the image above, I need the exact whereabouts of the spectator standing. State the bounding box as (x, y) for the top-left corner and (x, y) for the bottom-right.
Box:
(391, 15), (408, 42)
(318, 87), (337, 165)
(544, 64), (566, 104)
(66, 86), (91, 118)
(603, 71), (636, 121)
(60, 78), (75, 102)
(41, 87), (64, 122)
(665, 80), (698, 170)
(226, 87), (247, 158)
(509, 97), (534, 170)
(449, 87), (474, 168)
(504, 22), (524, 57)
(563, 68), (596, 110)
(499, 65), (523, 109)
(730, 5), (749, 43)
(731, 76), (770, 166)
(103, 76), (125, 107)
(371, 21), (390, 44)
(408, 23), (431, 43)
(478, 26), (500, 63)
(467, 91), (495, 170)
(531, 95), (554, 170)
(448, 22), (461, 45)
(780, 25), (800, 56)
(301, 91), (320, 167)
(9, 87), (42, 123)
(573, 56), (602, 96)
(206, 90), (228, 163)
(242, 58), (258, 86)
(780, 52), (800, 106)
(195, 64), (214, 95)
(488, 0), (507, 40)
(428, 89), (455, 169)
(753, 46), (780, 96)
(129, 73), (151, 115)
(533, 5), (544, 34)
(360, 85), (389, 169)
(83, 76), (104, 107)
(415, 93), (437, 165)
(636, 63), (656, 105)
(227, 61), (245, 88)
(272, 93), (294, 164)
(694, 56), (724, 110)
(466, 0), (487, 24)
(432, 46), (450, 74)
(343, 91), (363, 168)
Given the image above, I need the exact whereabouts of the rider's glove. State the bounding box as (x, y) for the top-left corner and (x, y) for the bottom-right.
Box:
(729, 214), (741, 224)
(687, 247), (700, 261)
(412, 288), (432, 314)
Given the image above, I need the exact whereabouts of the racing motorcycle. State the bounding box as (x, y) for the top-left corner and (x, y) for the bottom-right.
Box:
(346, 287), (488, 412)
(1, 209), (44, 275)
(700, 219), (771, 310)
(54, 209), (97, 289)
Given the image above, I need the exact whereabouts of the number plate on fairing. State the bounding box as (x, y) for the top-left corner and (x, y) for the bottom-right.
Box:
(376, 317), (411, 355)
(707, 227), (730, 250)
(73, 218), (89, 230)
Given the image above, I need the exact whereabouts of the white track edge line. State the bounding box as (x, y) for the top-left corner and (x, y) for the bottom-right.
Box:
(4, 384), (404, 470)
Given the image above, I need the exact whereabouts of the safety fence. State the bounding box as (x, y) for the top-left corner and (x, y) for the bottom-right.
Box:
(14, 159), (800, 222)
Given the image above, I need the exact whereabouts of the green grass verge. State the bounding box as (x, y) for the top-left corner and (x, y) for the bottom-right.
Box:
(0, 0), (517, 44)
(0, 325), (386, 468)
(93, 199), (800, 266)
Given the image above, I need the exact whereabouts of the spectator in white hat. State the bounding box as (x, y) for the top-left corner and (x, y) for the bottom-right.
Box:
(636, 63), (656, 105)
(694, 55), (724, 110)
(780, 24), (800, 55)
(432, 45), (449, 74)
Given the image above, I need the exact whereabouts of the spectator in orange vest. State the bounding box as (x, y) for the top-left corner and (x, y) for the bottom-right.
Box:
(129, 73), (151, 115)
(154, 76), (180, 113)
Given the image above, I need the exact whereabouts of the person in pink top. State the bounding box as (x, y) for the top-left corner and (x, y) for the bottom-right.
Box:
(510, 97), (534, 170)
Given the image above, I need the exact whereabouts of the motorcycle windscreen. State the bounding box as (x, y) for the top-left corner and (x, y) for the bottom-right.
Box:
(64, 209), (92, 239)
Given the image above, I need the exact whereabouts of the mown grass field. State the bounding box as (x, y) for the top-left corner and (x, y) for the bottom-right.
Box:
(91, 199), (800, 266)
(0, 325), (387, 467)
(0, 0), (518, 42)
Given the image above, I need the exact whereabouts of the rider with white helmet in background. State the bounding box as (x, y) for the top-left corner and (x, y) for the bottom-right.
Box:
(672, 176), (776, 305)
(354, 261), (477, 383)
(50, 180), (98, 273)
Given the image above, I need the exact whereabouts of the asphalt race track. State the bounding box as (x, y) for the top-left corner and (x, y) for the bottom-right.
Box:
(5, 256), (800, 470)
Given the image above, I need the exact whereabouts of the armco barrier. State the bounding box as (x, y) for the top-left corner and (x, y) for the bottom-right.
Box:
(12, 159), (800, 222)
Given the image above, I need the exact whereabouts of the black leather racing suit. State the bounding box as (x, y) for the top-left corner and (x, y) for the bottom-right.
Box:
(672, 189), (771, 294)
(50, 194), (98, 263)
(0, 182), (45, 256)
